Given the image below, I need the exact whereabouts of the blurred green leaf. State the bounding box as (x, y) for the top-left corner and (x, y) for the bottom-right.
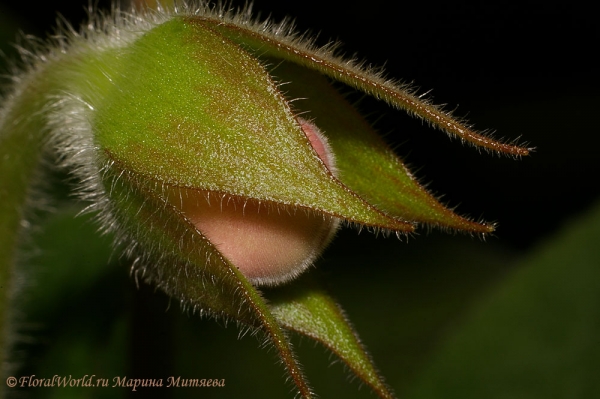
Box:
(405, 199), (600, 399)
(13, 206), (128, 399)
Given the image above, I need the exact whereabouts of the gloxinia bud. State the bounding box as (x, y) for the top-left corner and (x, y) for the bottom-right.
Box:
(0, 3), (530, 397)
(19, 8), (512, 321)
(170, 118), (340, 286)
(86, 17), (415, 290)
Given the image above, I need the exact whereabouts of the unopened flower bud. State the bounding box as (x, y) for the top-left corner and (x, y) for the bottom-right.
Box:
(171, 118), (339, 286)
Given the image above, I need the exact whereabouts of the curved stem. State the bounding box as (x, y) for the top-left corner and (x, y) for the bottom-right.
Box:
(0, 66), (54, 377)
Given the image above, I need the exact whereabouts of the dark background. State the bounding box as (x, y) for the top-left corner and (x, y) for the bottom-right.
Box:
(1, 1), (598, 398)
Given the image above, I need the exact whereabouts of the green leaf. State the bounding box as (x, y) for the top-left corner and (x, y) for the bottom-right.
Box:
(405, 200), (600, 399)
(13, 207), (128, 399)
(269, 277), (396, 399)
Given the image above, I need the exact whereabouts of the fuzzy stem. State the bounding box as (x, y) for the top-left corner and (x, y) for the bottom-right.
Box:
(0, 65), (55, 377)
(0, 24), (125, 379)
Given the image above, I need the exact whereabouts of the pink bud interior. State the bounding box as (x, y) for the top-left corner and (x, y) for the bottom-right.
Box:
(168, 119), (339, 286)
(298, 118), (337, 174)
(173, 191), (336, 286)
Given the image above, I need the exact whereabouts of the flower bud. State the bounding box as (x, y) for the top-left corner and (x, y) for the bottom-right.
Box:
(0, 3), (530, 398)
(171, 118), (339, 286)
(89, 17), (413, 289)
(173, 189), (338, 286)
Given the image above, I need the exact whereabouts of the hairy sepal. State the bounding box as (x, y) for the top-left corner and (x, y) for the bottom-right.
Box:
(1, 2), (531, 398)
(91, 17), (413, 233)
(43, 14), (411, 398)
(269, 61), (494, 234)
(269, 277), (396, 399)
(193, 15), (530, 157)
(101, 162), (316, 397)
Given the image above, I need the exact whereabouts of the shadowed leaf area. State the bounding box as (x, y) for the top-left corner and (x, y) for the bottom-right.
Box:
(404, 200), (600, 399)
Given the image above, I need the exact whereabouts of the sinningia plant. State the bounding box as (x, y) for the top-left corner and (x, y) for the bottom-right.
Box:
(0, 1), (530, 397)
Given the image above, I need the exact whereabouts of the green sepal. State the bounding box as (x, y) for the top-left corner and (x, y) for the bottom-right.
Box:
(91, 18), (413, 233)
(0, 6), (532, 398)
(195, 16), (530, 157)
(268, 61), (493, 233)
(102, 163), (316, 397)
(269, 276), (396, 399)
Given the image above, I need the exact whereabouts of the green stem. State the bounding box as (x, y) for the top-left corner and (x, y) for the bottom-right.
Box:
(0, 33), (120, 380)
(0, 65), (54, 377)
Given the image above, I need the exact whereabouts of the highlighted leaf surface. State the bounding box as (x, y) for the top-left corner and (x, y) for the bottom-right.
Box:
(92, 18), (412, 233)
